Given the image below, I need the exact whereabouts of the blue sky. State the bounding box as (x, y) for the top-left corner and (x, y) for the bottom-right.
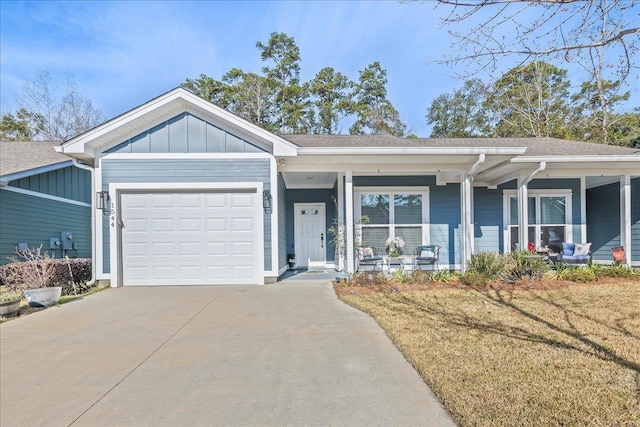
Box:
(1, 1), (638, 137)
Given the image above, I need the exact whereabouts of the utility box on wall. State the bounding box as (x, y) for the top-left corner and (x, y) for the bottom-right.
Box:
(60, 231), (73, 250)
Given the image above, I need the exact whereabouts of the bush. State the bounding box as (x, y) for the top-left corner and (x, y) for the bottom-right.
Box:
(560, 268), (596, 283)
(589, 264), (639, 279)
(431, 269), (460, 284)
(0, 258), (92, 295)
(467, 252), (510, 282)
(505, 251), (550, 281)
(404, 269), (433, 285)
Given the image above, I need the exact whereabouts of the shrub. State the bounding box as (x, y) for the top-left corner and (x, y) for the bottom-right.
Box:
(460, 271), (489, 287)
(560, 268), (596, 283)
(505, 251), (550, 281)
(431, 269), (460, 284)
(590, 264), (639, 279)
(0, 257), (92, 295)
(466, 252), (510, 282)
(404, 269), (433, 285)
(346, 271), (387, 287)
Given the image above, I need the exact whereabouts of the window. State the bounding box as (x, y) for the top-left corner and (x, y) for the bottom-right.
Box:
(505, 191), (572, 253)
(355, 188), (429, 252)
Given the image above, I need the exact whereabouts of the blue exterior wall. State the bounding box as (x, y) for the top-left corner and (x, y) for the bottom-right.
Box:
(587, 178), (640, 262)
(9, 165), (91, 203)
(474, 187), (504, 253)
(1, 165), (91, 265)
(352, 176), (461, 267)
(107, 113), (267, 154)
(285, 189), (336, 264)
(101, 159), (271, 273)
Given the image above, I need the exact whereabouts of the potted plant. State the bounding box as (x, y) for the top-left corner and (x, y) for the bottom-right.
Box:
(386, 236), (406, 258)
(0, 290), (22, 317)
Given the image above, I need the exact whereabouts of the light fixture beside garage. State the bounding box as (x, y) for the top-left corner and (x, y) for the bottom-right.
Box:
(263, 190), (272, 214)
(96, 191), (110, 214)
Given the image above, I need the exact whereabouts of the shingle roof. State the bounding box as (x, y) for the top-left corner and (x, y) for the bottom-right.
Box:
(282, 135), (640, 156)
(0, 140), (70, 178)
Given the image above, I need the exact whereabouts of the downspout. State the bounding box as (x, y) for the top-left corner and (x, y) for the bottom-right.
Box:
(71, 159), (96, 287)
(461, 154), (486, 271)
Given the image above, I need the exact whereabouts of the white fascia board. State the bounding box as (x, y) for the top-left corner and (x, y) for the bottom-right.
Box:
(0, 160), (73, 182)
(296, 147), (527, 155)
(61, 88), (299, 159)
(512, 155), (640, 163)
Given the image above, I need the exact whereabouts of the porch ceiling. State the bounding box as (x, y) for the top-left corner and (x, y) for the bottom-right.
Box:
(281, 172), (337, 189)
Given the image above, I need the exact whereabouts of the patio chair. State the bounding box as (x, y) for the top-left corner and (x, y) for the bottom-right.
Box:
(558, 242), (592, 266)
(356, 246), (385, 272)
(413, 245), (439, 271)
(612, 246), (625, 264)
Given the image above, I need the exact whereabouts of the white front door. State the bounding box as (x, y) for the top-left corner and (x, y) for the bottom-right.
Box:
(294, 203), (326, 268)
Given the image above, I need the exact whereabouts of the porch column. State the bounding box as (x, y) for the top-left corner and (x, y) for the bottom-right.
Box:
(460, 173), (473, 272)
(620, 175), (632, 266)
(517, 176), (529, 251)
(345, 171), (355, 273)
(337, 172), (345, 272)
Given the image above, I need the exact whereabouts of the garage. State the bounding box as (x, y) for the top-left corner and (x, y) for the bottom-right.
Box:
(120, 190), (261, 285)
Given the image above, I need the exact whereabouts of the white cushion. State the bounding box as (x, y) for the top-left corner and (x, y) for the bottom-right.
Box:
(574, 243), (591, 256)
(420, 250), (435, 258)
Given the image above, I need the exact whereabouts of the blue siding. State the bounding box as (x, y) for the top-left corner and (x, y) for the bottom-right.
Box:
(0, 189), (91, 265)
(352, 176), (461, 267)
(9, 166), (91, 204)
(286, 189), (336, 263)
(101, 159), (271, 274)
(107, 113), (267, 154)
(587, 178), (640, 262)
(474, 187), (504, 253)
(277, 174), (288, 270)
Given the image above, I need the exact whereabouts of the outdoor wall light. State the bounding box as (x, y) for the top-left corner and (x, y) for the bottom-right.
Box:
(263, 190), (272, 214)
(96, 191), (111, 214)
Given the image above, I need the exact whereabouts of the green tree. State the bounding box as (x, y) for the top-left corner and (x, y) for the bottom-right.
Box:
(221, 69), (276, 131)
(0, 108), (45, 141)
(426, 79), (490, 138)
(350, 62), (406, 137)
(307, 67), (354, 134)
(256, 32), (308, 134)
(181, 74), (229, 107)
(486, 61), (572, 138)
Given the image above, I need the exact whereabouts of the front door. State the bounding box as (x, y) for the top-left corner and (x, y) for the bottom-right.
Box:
(294, 203), (326, 268)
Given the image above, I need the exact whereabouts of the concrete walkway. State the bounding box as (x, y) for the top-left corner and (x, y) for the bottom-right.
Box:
(1, 281), (455, 427)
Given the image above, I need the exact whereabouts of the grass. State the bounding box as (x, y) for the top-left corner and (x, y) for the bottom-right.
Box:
(337, 282), (640, 426)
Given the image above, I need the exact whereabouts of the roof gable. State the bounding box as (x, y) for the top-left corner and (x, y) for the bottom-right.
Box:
(59, 87), (298, 161)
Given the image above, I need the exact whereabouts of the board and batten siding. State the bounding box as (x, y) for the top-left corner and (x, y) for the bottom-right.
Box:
(9, 165), (91, 204)
(474, 187), (504, 253)
(0, 189), (91, 264)
(587, 178), (640, 262)
(100, 159), (271, 274)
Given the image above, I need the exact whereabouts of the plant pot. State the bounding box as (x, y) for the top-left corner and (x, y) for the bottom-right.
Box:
(0, 298), (21, 317)
(23, 287), (62, 307)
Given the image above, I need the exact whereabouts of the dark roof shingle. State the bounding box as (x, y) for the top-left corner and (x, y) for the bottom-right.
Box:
(0, 141), (70, 178)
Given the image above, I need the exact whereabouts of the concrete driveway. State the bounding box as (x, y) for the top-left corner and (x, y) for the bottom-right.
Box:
(1, 280), (455, 427)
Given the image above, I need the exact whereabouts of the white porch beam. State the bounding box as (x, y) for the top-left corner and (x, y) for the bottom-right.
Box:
(345, 171), (355, 273)
(436, 171), (461, 186)
(517, 162), (546, 251)
(620, 175), (632, 266)
(337, 172), (345, 272)
(460, 155), (485, 271)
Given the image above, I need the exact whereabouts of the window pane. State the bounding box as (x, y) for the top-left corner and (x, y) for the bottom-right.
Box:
(510, 197), (518, 225)
(540, 197), (566, 224)
(361, 194), (389, 224)
(394, 195), (422, 224)
(361, 227), (389, 249)
(395, 226), (422, 254)
(510, 226), (519, 251)
(541, 226), (564, 253)
(528, 197), (536, 224)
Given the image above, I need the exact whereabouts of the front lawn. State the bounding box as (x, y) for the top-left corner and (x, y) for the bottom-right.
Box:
(337, 281), (640, 426)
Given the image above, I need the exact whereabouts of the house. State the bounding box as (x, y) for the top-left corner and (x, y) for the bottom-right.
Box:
(0, 141), (92, 264)
(57, 88), (640, 286)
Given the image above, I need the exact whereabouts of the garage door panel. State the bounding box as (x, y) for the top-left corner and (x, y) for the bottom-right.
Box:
(121, 191), (260, 285)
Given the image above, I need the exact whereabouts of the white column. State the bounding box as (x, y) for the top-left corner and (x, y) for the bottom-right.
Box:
(345, 171), (355, 273)
(517, 176), (529, 251)
(580, 176), (587, 243)
(337, 172), (345, 272)
(460, 173), (473, 271)
(620, 175), (631, 266)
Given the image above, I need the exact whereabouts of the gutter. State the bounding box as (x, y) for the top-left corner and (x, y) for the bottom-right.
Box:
(523, 161), (547, 185)
(71, 159), (96, 287)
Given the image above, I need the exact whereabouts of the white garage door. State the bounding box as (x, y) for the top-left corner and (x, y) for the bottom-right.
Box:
(120, 191), (261, 285)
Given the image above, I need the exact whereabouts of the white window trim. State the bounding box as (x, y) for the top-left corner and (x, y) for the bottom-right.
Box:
(354, 187), (430, 248)
(503, 189), (572, 251)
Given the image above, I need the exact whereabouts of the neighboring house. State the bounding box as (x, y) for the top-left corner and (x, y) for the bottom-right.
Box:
(57, 88), (640, 287)
(0, 141), (92, 264)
